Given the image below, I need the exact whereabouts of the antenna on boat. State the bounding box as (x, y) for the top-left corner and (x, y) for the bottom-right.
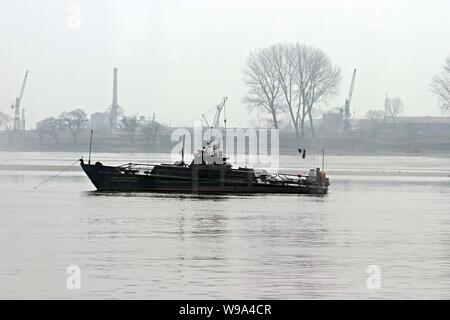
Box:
(88, 129), (93, 164)
(223, 97), (227, 154)
(181, 134), (185, 164)
(223, 96), (227, 130)
(322, 148), (325, 171)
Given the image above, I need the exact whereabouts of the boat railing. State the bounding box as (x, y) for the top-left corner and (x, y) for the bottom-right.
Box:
(117, 162), (157, 174)
(258, 172), (318, 186)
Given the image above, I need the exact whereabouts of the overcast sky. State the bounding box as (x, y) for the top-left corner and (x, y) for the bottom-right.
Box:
(0, 0), (449, 128)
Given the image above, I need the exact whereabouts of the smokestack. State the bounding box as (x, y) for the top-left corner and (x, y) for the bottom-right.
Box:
(113, 67), (118, 107)
(110, 67), (118, 131)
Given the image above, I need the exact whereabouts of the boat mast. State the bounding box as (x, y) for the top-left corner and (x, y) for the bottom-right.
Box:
(88, 130), (93, 164)
(322, 148), (325, 171)
(181, 134), (185, 164)
(223, 97), (227, 153)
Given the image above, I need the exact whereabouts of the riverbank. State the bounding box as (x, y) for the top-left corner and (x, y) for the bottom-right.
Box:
(1, 129), (450, 156)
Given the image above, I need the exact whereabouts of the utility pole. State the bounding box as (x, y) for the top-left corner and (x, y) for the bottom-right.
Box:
(88, 130), (93, 164)
(322, 148), (325, 171)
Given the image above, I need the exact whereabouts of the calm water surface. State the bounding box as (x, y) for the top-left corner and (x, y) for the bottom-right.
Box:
(1, 151), (450, 299)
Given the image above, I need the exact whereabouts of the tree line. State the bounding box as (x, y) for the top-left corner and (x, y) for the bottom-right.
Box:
(0, 108), (164, 145)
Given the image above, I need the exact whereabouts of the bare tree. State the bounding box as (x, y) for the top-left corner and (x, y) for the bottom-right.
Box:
(121, 115), (140, 143)
(273, 44), (300, 137)
(430, 56), (450, 113)
(59, 108), (88, 144)
(141, 121), (162, 145)
(384, 96), (404, 123)
(0, 111), (13, 144)
(243, 47), (282, 129)
(296, 44), (341, 137)
(36, 117), (62, 144)
(0, 111), (12, 130)
(271, 43), (341, 139)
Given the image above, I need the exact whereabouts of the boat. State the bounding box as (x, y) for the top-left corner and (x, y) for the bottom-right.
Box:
(79, 138), (329, 195)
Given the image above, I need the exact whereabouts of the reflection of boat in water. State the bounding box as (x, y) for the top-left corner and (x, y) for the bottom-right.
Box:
(80, 140), (329, 195)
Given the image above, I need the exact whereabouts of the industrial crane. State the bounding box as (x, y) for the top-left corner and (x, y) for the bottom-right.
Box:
(343, 68), (356, 131)
(11, 70), (29, 131)
(201, 96), (228, 129)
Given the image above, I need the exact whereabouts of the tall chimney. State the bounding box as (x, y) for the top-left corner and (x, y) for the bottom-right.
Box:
(113, 67), (118, 107)
(111, 67), (118, 131)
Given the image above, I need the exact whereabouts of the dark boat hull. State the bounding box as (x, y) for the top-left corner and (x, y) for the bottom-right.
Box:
(81, 163), (328, 195)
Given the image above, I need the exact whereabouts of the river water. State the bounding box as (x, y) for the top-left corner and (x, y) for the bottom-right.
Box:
(1, 151), (450, 299)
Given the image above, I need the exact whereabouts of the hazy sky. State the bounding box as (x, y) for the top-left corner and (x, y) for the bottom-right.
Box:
(1, 0), (449, 128)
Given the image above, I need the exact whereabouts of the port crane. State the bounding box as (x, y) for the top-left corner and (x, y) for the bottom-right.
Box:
(10, 70), (29, 131)
(343, 68), (356, 131)
(201, 96), (228, 129)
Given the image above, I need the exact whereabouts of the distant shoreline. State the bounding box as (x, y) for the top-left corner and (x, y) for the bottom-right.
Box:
(1, 147), (450, 158)
(1, 129), (450, 157)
